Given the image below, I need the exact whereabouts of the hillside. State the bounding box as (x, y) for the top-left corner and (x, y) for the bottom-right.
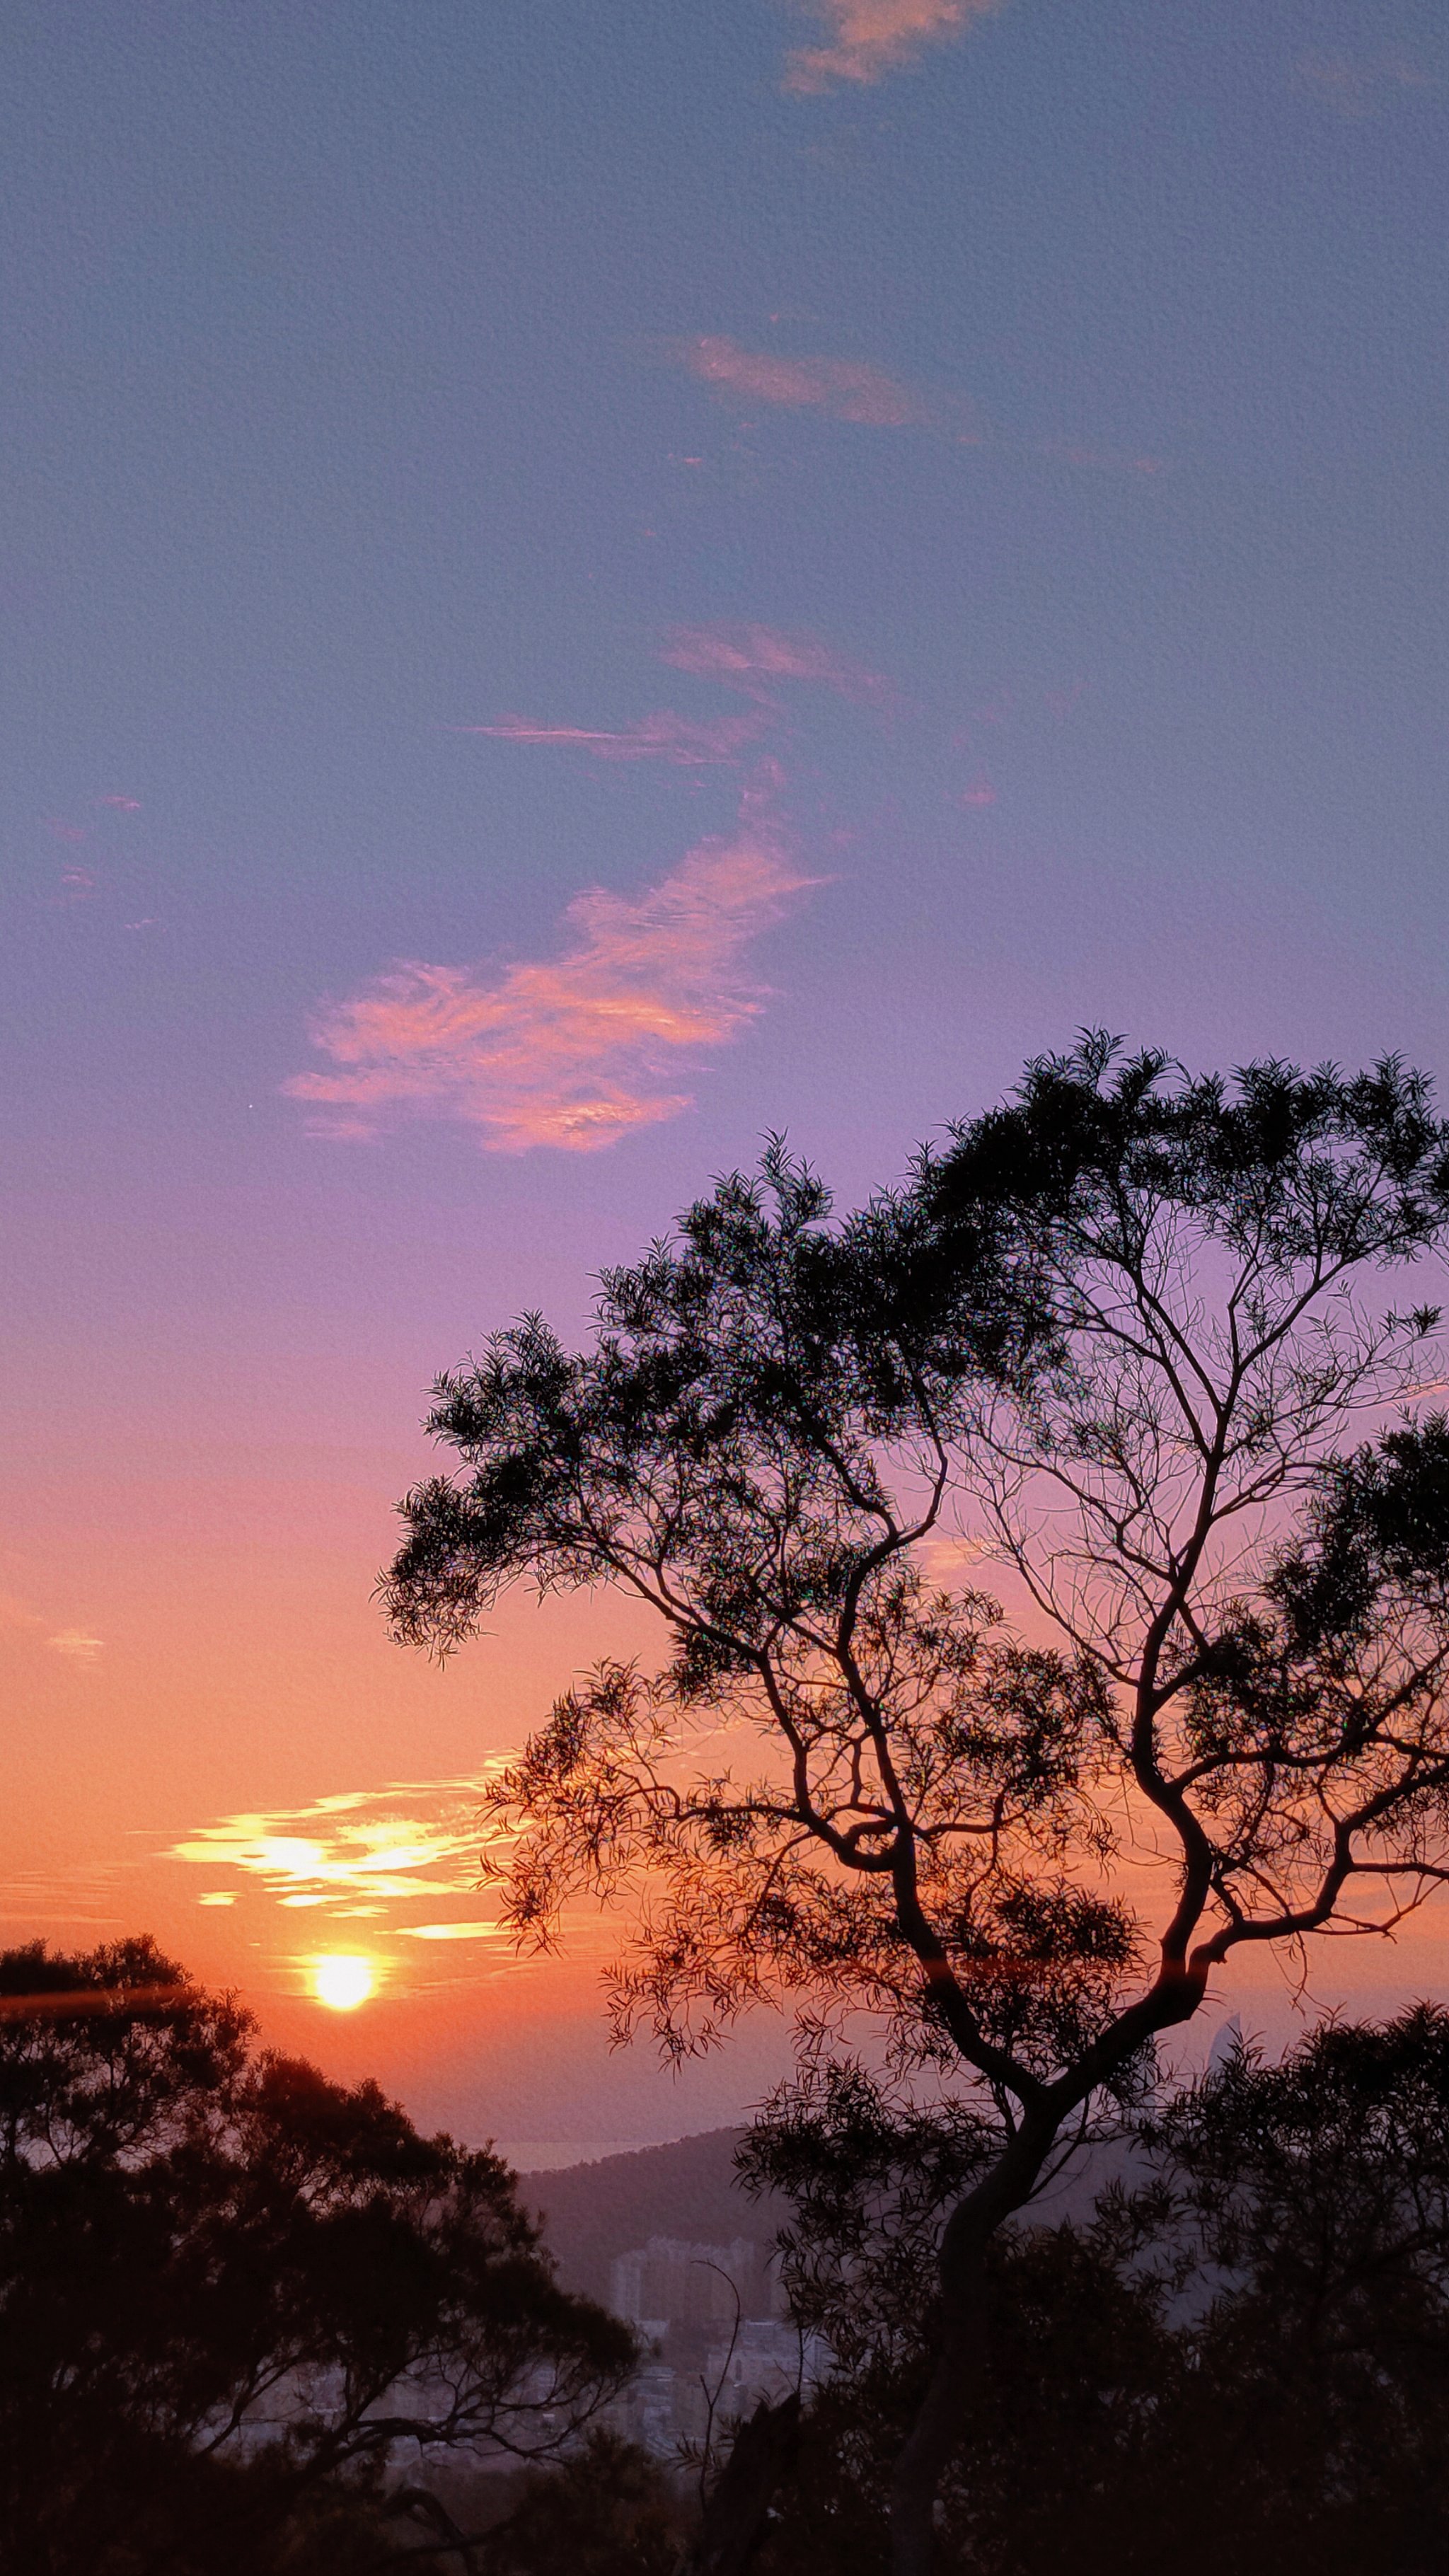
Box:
(516, 2128), (789, 2307)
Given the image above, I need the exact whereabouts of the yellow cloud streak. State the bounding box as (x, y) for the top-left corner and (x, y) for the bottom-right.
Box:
(169, 1774), (510, 1931)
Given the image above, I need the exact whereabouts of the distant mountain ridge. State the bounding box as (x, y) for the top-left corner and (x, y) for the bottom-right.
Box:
(516, 2128), (788, 2307)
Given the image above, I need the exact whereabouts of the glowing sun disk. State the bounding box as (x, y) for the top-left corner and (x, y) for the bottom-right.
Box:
(312, 1955), (375, 2011)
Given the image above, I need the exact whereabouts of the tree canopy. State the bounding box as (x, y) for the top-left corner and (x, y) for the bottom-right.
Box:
(385, 1039), (1449, 2572)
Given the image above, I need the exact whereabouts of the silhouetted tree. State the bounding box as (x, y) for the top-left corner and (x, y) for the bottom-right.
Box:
(384, 1039), (1449, 2570)
(0, 1938), (633, 2575)
(753, 2192), (1172, 2576)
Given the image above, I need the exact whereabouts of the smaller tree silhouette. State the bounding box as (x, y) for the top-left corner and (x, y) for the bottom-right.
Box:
(1137, 2004), (1449, 2575)
(744, 2007), (1449, 2576)
(0, 1937), (633, 2574)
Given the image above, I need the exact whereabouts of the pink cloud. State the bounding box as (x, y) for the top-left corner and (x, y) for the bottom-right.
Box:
(286, 825), (816, 1154)
(675, 335), (934, 428)
(671, 337), (1165, 477)
(0, 1595), (103, 1665)
(460, 709), (766, 766)
(780, 1), (1002, 94)
(662, 624), (891, 705)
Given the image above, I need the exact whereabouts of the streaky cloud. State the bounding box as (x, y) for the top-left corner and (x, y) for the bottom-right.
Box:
(171, 1778), (500, 1916)
(460, 708), (766, 765)
(169, 1777), (614, 1960)
(47, 1629), (103, 1664)
(671, 337), (1162, 479)
(286, 812), (816, 1154)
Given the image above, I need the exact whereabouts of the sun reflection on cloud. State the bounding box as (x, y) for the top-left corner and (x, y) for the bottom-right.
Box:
(170, 1772), (511, 1937)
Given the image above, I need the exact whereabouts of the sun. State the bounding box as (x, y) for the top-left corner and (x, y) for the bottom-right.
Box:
(311, 1954), (375, 2011)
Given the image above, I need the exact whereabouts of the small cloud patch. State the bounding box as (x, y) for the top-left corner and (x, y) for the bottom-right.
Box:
(780, 1), (1003, 94)
(48, 1631), (103, 1665)
(674, 334), (938, 428)
(461, 709), (766, 766)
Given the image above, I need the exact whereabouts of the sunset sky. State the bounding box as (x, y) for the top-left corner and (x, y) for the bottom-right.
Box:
(3, 0), (1446, 2161)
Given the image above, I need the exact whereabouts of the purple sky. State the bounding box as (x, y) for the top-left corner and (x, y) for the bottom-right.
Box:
(2, 0), (1445, 2155)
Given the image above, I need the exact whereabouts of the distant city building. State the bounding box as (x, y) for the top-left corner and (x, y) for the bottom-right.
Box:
(608, 2234), (785, 2333)
(604, 2234), (828, 2455)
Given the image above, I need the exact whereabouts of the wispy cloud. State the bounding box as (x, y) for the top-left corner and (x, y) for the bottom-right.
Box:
(50, 867), (98, 909)
(0, 1868), (122, 1929)
(780, 0), (1002, 94)
(48, 1630), (103, 1665)
(463, 633), (889, 760)
(287, 815), (815, 1153)
(1, 1595), (104, 1664)
(662, 623), (891, 705)
(674, 334), (940, 427)
(459, 709), (766, 766)
(1293, 47), (1433, 117)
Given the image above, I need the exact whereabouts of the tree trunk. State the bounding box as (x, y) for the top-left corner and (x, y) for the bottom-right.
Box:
(889, 2123), (1059, 2576)
(888, 2246), (991, 2576)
